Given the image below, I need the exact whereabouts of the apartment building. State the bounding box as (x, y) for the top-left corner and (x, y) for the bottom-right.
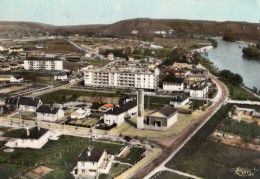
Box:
(84, 68), (160, 91)
(24, 57), (63, 71)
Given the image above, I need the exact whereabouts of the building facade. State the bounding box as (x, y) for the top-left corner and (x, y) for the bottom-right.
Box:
(36, 105), (64, 122)
(24, 57), (63, 71)
(84, 68), (160, 91)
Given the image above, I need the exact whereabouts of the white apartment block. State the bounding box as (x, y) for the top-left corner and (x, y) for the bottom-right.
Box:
(24, 57), (63, 71)
(84, 68), (160, 91)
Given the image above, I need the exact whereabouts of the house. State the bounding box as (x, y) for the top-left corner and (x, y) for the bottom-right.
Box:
(10, 75), (23, 83)
(5, 97), (19, 111)
(190, 68), (208, 76)
(71, 108), (90, 119)
(36, 105), (64, 122)
(71, 146), (113, 178)
(165, 69), (189, 78)
(9, 46), (23, 53)
(172, 62), (192, 69)
(0, 75), (23, 83)
(18, 97), (42, 112)
(107, 53), (114, 60)
(5, 127), (50, 149)
(170, 93), (190, 107)
(53, 72), (67, 81)
(189, 83), (209, 98)
(146, 105), (178, 131)
(0, 65), (10, 72)
(163, 81), (184, 91)
(0, 75), (11, 82)
(10, 63), (19, 69)
(104, 97), (137, 126)
(186, 74), (207, 83)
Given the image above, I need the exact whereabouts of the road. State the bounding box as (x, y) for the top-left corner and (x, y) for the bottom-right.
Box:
(132, 74), (229, 179)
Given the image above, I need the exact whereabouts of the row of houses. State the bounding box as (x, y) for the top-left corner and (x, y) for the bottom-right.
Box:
(5, 96), (64, 122)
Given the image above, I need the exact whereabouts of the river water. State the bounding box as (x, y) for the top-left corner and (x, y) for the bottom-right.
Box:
(207, 39), (260, 89)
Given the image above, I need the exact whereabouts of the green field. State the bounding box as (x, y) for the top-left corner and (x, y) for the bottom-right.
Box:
(39, 89), (121, 104)
(225, 82), (260, 101)
(154, 171), (191, 179)
(166, 104), (260, 179)
(116, 147), (145, 164)
(0, 135), (124, 179)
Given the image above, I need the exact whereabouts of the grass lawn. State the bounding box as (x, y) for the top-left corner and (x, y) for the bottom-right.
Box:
(39, 89), (121, 104)
(0, 135), (124, 179)
(154, 171), (191, 179)
(144, 96), (171, 110)
(116, 147), (145, 164)
(225, 82), (260, 101)
(99, 163), (130, 179)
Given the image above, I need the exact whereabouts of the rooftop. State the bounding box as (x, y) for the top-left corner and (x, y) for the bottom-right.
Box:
(149, 105), (177, 118)
(105, 97), (137, 115)
(20, 127), (48, 139)
(18, 97), (41, 107)
(36, 105), (60, 114)
(77, 147), (104, 162)
(171, 93), (189, 102)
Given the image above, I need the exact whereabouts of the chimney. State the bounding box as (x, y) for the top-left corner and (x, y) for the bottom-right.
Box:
(26, 126), (30, 136)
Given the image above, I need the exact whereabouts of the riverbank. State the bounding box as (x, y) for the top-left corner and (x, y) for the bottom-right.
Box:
(207, 38), (260, 89)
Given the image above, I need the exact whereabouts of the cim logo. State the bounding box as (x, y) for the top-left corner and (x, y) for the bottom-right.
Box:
(234, 167), (258, 177)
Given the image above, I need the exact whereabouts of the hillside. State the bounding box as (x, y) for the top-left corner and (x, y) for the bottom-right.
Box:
(0, 18), (260, 41)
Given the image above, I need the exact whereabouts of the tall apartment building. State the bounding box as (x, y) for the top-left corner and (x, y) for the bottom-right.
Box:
(84, 68), (160, 91)
(24, 57), (63, 71)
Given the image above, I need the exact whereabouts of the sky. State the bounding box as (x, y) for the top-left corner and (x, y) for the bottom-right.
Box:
(0, 0), (260, 25)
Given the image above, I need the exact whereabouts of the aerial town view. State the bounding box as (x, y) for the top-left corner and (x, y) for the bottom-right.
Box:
(0, 0), (259, 178)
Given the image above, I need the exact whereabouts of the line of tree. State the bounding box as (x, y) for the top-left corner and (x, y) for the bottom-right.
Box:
(219, 69), (243, 85)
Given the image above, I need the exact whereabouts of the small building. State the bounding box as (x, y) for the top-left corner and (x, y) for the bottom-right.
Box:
(5, 97), (19, 110)
(170, 93), (190, 107)
(186, 74), (207, 83)
(189, 83), (209, 98)
(104, 97), (137, 126)
(0, 75), (23, 83)
(172, 62), (193, 69)
(71, 146), (112, 178)
(10, 63), (19, 69)
(18, 97), (42, 112)
(0, 65), (11, 72)
(165, 69), (189, 78)
(9, 46), (23, 53)
(36, 105), (64, 122)
(163, 81), (184, 91)
(107, 53), (114, 60)
(10, 75), (23, 83)
(53, 72), (68, 81)
(5, 127), (50, 149)
(71, 108), (90, 119)
(0, 75), (11, 82)
(147, 105), (178, 130)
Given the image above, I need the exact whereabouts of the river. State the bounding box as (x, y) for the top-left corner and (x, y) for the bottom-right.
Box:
(207, 38), (260, 89)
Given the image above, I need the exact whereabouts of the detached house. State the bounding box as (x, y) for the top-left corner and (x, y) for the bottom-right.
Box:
(5, 127), (50, 149)
(18, 97), (42, 112)
(36, 105), (64, 122)
(189, 83), (209, 98)
(104, 97), (137, 126)
(71, 146), (113, 179)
